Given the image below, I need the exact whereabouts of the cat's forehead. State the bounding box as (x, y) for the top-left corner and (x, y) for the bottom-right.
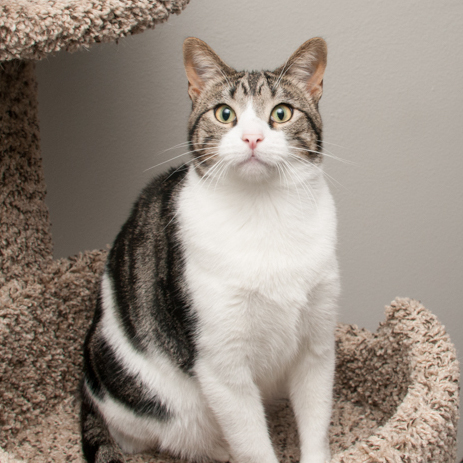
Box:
(227, 71), (275, 108)
(204, 71), (286, 114)
(229, 72), (266, 97)
(228, 70), (308, 114)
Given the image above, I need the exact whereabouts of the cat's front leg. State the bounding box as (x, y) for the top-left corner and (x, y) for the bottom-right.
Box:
(195, 359), (279, 463)
(289, 293), (337, 463)
(289, 343), (335, 463)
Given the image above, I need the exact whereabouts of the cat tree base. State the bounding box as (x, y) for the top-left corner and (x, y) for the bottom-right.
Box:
(1, 291), (459, 462)
(0, 0), (459, 461)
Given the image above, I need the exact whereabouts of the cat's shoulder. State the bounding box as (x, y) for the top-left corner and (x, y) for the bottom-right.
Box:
(138, 164), (189, 205)
(110, 165), (189, 251)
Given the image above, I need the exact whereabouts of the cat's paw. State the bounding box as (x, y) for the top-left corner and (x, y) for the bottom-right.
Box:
(209, 445), (231, 462)
(300, 450), (331, 463)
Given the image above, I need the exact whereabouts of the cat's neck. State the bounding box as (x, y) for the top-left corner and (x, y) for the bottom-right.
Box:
(184, 163), (330, 225)
(188, 162), (326, 203)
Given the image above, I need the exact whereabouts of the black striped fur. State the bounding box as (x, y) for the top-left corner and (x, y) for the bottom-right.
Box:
(81, 166), (194, 462)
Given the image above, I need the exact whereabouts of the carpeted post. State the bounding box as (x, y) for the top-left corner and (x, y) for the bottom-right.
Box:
(0, 60), (53, 286)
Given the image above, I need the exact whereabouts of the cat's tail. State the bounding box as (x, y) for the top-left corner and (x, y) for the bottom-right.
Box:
(80, 389), (125, 463)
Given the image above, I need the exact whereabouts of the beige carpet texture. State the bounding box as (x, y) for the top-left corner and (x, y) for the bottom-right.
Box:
(0, 1), (460, 462)
(0, 0), (190, 61)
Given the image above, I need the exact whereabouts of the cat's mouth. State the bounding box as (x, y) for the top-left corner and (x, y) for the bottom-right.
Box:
(233, 152), (276, 181)
(239, 152), (269, 166)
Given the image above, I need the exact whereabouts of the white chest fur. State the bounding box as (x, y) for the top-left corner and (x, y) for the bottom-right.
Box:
(177, 168), (338, 392)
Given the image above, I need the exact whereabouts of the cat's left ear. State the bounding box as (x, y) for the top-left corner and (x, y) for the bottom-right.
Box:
(275, 37), (327, 102)
(183, 38), (234, 102)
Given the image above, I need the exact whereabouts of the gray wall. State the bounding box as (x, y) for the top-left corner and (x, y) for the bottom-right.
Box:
(36, 0), (462, 459)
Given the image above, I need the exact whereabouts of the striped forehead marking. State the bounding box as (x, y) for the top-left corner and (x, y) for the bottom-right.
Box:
(229, 72), (270, 99)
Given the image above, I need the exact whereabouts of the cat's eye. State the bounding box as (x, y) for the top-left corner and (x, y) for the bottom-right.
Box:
(271, 104), (293, 123)
(215, 105), (237, 124)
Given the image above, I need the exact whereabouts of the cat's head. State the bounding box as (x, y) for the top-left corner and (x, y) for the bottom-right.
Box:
(183, 37), (327, 185)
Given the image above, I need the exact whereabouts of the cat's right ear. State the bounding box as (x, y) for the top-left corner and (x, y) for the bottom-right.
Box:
(275, 37), (328, 103)
(183, 38), (234, 102)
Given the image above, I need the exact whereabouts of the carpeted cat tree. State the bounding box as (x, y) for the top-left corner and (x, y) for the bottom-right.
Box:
(0, 1), (459, 462)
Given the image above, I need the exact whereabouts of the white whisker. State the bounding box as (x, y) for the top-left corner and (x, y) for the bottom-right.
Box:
(315, 139), (349, 150)
(273, 60), (296, 91)
(280, 161), (303, 210)
(290, 146), (357, 166)
(197, 156), (225, 189)
(213, 160), (230, 192)
(144, 146), (221, 172)
(282, 159), (321, 219)
(286, 152), (347, 192)
(278, 159), (293, 192)
(162, 207), (180, 231)
(162, 151), (219, 182)
(162, 141), (220, 153)
(214, 64), (232, 91)
(274, 163), (285, 191)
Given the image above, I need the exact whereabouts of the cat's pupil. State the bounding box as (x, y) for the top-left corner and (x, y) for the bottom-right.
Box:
(276, 108), (284, 120)
(222, 108), (231, 121)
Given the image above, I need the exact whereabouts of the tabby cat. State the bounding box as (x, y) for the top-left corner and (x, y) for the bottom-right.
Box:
(81, 37), (339, 463)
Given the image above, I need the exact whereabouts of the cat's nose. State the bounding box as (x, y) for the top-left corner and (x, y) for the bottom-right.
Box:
(242, 133), (264, 150)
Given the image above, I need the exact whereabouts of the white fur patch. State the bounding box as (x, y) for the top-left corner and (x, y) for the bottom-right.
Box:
(175, 108), (339, 462)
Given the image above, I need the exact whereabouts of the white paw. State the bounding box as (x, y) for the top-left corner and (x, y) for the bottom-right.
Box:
(210, 445), (231, 462)
(301, 450), (331, 463)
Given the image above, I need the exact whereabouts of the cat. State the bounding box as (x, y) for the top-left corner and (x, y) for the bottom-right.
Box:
(80, 37), (339, 463)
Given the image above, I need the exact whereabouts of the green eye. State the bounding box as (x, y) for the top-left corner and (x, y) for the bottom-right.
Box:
(215, 105), (237, 124)
(271, 104), (292, 123)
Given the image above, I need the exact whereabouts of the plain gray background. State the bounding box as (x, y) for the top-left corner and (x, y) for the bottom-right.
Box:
(36, 0), (462, 459)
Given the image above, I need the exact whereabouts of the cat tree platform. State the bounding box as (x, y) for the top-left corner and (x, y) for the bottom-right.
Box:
(0, 1), (459, 462)
(1, 284), (460, 463)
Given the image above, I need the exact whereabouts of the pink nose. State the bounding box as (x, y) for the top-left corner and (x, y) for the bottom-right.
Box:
(242, 133), (264, 150)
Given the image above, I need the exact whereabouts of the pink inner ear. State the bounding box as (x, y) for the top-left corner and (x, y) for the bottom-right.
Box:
(184, 38), (235, 102)
(307, 67), (325, 96)
(188, 82), (201, 100)
(185, 58), (206, 90)
(189, 68), (204, 90)
(280, 38), (327, 99)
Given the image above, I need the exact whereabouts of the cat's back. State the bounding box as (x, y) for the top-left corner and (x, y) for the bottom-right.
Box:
(84, 165), (196, 382)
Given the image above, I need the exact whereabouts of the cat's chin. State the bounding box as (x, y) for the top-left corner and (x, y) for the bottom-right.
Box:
(233, 157), (276, 183)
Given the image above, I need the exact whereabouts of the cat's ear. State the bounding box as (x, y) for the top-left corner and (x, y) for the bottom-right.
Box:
(275, 37), (327, 102)
(183, 38), (234, 102)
